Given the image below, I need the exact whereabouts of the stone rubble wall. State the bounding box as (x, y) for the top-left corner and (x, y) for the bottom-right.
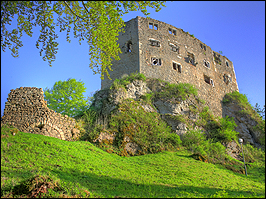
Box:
(1, 87), (80, 141)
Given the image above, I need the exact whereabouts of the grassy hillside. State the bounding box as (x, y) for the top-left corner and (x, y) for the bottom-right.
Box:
(1, 125), (265, 198)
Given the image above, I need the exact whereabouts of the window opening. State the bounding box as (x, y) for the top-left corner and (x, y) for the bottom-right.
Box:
(172, 62), (181, 73)
(226, 61), (229, 67)
(223, 74), (232, 84)
(213, 52), (221, 64)
(149, 22), (158, 30)
(204, 75), (214, 86)
(177, 64), (182, 73)
(200, 43), (206, 51)
(151, 57), (162, 66)
(169, 27), (177, 35)
(149, 39), (160, 47)
(173, 62), (177, 70)
(187, 52), (195, 65)
(173, 30), (177, 35)
(204, 59), (210, 68)
(126, 41), (132, 52)
(169, 43), (179, 53)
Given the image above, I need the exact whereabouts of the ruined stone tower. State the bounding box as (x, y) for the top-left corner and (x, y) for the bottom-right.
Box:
(101, 16), (239, 117)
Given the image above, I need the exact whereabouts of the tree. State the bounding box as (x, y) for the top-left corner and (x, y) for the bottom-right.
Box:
(1, 1), (166, 79)
(44, 78), (89, 117)
(254, 103), (265, 120)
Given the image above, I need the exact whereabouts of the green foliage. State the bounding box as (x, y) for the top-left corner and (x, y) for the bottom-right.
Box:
(44, 78), (89, 117)
(77, 108), (103, 142)
(181, 129), (206, 150)
(223, 92), (265, 147)
(182, 130), (227, 163)
(108, 99), (181, 155)
(155, 82), (198, 101)
(1, 1), (166, 79)
(110, 72), (146, 90)
(254, 103), (265, 120)
(207, 116), (238, 144)
(196, 106), (214, 126)
(222, 91), (249, 106)
(242, 144), (265, 163)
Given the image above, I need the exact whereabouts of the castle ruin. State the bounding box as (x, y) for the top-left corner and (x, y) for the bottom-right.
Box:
(101, 16), (239, 117)
(1, 87), (80, 141)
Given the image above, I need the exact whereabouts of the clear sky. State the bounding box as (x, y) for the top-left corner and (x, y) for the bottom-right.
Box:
(1, 1), (265, 116)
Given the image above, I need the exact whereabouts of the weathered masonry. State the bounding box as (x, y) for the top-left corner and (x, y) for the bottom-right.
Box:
(1, 87), (80, 141)
(101, 16), (239, 117)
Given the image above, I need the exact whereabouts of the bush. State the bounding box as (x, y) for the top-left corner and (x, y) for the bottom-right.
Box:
(155, 82), (198, 101)
(182, 129), (206, 150)
(110, 72), (146, 90)
(222, 91), (249, 106)
(108, 100), (181, 155)
(242, 144), (265, 163)
(208, 116), (238, 144)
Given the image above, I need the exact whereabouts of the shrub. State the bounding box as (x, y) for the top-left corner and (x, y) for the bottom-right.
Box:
(108, 100), (181, 155)
(182, 129), (206, 150)
(110, 72), (146, 90)
(222, 91), (249, 106)
(242, 144), (265, 163)
(155, 82), (198, 101)
(208, 116), (238, 144)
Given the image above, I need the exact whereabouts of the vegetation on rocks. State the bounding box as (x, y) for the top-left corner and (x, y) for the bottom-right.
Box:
(223, 91), (265, 147)
(73, 73), (264, 175)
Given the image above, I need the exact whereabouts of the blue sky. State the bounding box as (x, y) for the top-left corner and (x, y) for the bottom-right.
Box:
(1, 1), (265, 116)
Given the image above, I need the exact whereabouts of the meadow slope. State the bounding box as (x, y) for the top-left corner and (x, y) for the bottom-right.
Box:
(1, 125), (265, 198)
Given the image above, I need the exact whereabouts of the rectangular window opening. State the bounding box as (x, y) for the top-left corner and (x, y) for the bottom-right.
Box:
(173, 62), (182, 73)
(149, 23), (153, 29)
(169, 28), (172, 34)
(149, 39), (160, 47)
(177, 64), (182, 73)
(173, 62), (177, 70)
(154, 24), (158, 30)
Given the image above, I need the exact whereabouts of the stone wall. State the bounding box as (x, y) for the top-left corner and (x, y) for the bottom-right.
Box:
(101, 16), (239, 117)
(1, 87), (80, 141)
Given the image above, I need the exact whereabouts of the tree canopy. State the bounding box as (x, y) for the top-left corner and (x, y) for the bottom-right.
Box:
(44, 78), (90, 117)
(1, 1), (166, 79)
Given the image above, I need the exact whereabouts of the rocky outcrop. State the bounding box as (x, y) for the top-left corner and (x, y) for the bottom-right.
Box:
(1, 87), (80, 141)
(92, 78), (262, 157)
(223, 102), (262, 148)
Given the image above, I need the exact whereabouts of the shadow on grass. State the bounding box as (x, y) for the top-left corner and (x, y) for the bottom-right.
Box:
(48, 168), (259, 198)
(1, 160), (263, 198)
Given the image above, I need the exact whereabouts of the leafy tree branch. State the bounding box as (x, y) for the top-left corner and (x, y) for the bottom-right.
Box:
(1, 1), (166, 79)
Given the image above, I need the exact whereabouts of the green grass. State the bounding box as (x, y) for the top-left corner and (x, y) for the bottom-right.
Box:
(1, 125), (265, 198)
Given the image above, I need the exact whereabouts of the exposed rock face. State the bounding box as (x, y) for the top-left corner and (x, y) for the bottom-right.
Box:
(92, 78), (262, 157)
(224, 140), (242, 160)
(1, 87), (80, 141)
(223, 102), (262, 148)
(93, 132), (116, 143)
